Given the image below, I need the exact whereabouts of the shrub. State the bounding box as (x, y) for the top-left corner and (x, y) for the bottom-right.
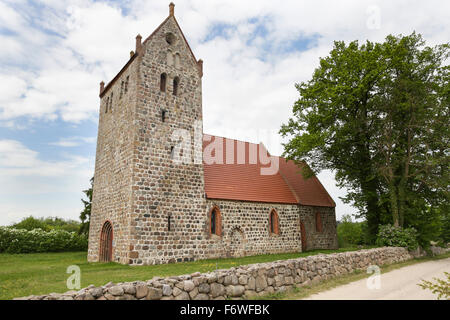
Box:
(0, 227), (88, 254)
(376, 224), (419, 251)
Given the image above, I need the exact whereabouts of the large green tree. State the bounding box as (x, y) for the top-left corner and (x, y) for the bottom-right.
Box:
(280, 33), (449, 242)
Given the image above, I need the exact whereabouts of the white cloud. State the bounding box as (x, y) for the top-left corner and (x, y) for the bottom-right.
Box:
(0, 0), (449, 223)
(49, 136), (96, 147)
(0, 139), (91, 177)
(0, 139), (93, 225)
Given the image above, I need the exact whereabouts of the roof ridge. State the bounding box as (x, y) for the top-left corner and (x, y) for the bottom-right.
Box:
(204, 133), (283, 158)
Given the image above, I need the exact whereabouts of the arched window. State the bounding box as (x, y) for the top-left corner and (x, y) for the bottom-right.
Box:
(315, 212), (323, 232)
(209, 206), (222, 236)
(99, 221), (113, 262)
(174, 53), (181, 69)
(173, 76), (179, 96)
(167, 51), (174, 66)
(105, 97), (109, 113)
(125, 75), (129, 93)
(269, 209), (279, 235)
(160, 73), (167, 92)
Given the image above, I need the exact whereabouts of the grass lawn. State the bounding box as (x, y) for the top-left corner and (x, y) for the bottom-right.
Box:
(256, 252), (450, 300)
(0, 247), (367, 300)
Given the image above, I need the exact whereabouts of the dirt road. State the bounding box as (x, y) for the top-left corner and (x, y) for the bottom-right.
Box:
(303, 258), (449, 300)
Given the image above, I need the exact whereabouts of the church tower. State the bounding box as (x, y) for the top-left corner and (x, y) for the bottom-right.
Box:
(88, 3), (207, 264)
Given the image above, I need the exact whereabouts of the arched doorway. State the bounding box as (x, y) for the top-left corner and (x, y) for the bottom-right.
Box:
(99, 221), (113, 262)
(228, 227), (246, 257)
(300, 221), (307, 252)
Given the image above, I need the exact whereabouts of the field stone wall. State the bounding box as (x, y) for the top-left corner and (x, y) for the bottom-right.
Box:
(16, 247), (413, 300)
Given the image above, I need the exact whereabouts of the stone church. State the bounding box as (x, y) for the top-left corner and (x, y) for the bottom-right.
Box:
(88, 3), (338, 265)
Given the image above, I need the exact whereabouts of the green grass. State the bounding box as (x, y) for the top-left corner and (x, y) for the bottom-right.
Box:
(256, 252), (450, 300)
(0, 247), (366, 300)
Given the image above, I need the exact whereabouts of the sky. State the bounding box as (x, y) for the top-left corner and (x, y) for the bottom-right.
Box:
(0, 0), (449, 226)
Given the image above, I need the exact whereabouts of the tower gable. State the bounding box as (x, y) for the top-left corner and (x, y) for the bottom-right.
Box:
(141, 14), (202, 79)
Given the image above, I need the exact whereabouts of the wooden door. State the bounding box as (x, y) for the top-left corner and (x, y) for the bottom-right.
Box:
(300, 221), (307, 252)
(99, 221), (113, 262)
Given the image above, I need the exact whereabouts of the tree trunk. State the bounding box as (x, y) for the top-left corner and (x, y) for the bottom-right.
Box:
(389, 182), (400, 227)
(361, 178), (381, 242)
(398, 176), (406, 227)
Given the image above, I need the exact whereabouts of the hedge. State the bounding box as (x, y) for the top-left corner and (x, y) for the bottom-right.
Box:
(0, 227), (88, 253)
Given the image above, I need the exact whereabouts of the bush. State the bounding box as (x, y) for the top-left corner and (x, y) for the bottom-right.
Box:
(0, 227), (88, 254)
(337, 215), (364, 247)
(376, 224), (419, 251)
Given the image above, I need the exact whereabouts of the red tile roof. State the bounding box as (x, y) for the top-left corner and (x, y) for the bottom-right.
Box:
(203, 135), (335, 207)
(278, 157), (336, 207)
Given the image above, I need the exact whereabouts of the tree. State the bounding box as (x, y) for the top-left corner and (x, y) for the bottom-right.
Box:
(373, 34), (449, 228)
(280, 33), (449, 242)
(11, 216), (49, 231)
(79, 177), (93, 236)
(10, 216), (81, 233)
(337, 214), (363, 247)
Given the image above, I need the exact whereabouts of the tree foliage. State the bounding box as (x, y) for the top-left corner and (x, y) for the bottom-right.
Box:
(79, 177), (93, 236)
(280, 33), (449, 243)
(11, 216), (80, 233)
(337, 214), (364, 247)
(418, 272), (450, 300)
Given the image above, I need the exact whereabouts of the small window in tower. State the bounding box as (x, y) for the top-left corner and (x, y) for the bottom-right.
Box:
(165, 32), (175, 45)
(125, 76), (129, 93)
(160, 73), (167, 92)
(120, 81), (124, 99)
(170, 146), (175, 159)
(174, 53), (181, 69)
(167, 51), (174, 66)
(168, 215), (172, 231)
(110, 92), (113, 112)
(173, 76), (179, 96)
(161, 109), (167, 122)
(105, 97), (109, 113)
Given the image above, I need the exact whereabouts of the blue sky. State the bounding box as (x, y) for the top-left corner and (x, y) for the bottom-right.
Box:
(0, 0), (449, 225)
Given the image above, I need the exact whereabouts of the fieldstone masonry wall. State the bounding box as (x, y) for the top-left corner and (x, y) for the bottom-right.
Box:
(203, 200), (338, 259)
(17, 247), (413, 300)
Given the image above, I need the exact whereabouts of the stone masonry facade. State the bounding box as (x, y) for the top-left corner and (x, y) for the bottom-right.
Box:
(17, 247), (413, 300)
(88, 4), (338, 265)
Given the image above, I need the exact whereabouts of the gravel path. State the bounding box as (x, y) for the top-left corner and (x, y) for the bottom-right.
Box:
(303, 258), (449, 300)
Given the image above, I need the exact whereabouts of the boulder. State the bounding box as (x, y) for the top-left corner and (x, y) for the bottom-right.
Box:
(210, 283), (225, 298)
(135, 285), (149, 299)
(147, 288), (163, 300)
